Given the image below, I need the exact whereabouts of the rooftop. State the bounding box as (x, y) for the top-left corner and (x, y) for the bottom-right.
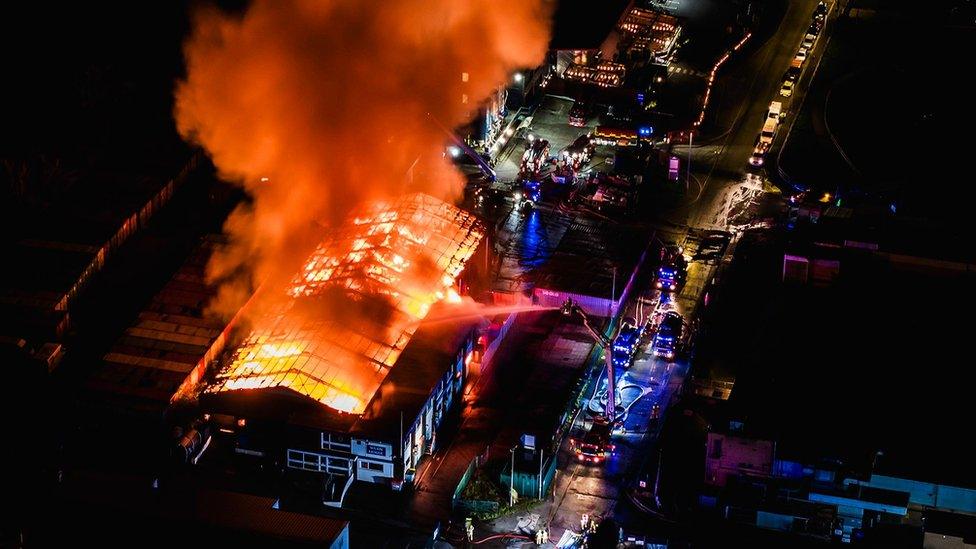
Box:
(49, 468), (349, 547)
(86, 236), (228, 414)
(0, 165), (187, 315)
(530, 216), (649, 299)
(201, 302), (481, 441)
(206, 193), (484, 415)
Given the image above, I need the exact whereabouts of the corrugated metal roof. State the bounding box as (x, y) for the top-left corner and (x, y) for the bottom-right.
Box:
(88, 236), (227, 409)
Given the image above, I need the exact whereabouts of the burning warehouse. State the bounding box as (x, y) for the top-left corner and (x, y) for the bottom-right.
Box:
(200, 193), (484, 502)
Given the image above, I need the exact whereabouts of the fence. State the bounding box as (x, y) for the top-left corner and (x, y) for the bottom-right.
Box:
(452, 446), (500, 517)
(499, 452), (559, 501)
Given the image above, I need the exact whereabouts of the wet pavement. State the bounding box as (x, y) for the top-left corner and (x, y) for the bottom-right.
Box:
(405, 310), (598, 535)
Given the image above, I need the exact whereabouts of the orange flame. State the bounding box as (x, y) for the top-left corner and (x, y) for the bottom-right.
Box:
(206, 194), (483, 414)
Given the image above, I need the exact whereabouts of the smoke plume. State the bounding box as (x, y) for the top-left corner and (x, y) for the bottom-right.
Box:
(175, 0), (552, 317)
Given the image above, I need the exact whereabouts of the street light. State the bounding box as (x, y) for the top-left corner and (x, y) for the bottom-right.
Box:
(509, 446), (517, 507)
(538, 446), (545, 499)
(513, 73), (526, 107)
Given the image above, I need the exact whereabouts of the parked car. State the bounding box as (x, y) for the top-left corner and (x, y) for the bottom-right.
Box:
(780, 80), (794, 97)
(815, 1), (828, 20)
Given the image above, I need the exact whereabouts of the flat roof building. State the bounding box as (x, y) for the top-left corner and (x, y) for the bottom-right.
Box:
(530, 217), (651, 317)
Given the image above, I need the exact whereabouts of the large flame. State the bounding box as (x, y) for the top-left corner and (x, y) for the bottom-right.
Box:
(206, 194), (483, 414)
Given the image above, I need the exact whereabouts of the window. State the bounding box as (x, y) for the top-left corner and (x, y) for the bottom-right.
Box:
(321, 432), (351, 450)
(710, 439), (723, 459)
(360, 460), (385, 472)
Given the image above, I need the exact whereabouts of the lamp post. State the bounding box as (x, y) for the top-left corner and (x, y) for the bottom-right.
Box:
(509, 446), (516, 507)
(538, 446), (545, 499)
(514, 72), (525, 107)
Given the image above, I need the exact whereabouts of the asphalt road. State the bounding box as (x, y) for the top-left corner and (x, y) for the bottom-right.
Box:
(515, 228), (728, 543)
(418, 3), (826, 544)
(669, 0), (824, 231)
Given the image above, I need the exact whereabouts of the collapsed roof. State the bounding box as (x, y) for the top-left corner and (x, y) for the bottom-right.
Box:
(206, 193), (484, 415)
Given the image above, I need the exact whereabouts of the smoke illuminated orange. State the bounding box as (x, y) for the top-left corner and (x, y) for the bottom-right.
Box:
(176, 0), (549, 413)
(174, 0), (551, 319)
(206, 194), (483, 414)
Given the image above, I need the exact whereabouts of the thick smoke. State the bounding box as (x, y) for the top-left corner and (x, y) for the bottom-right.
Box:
(175, 0), (552, 318)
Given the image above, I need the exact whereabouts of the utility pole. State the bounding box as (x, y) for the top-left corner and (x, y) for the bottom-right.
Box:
(686, 130), (693, 193)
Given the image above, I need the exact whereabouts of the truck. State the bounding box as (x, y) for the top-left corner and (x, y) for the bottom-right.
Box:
(759, 117), (778, 145)
(612, 322), (644, 369)
(652, 311), (683, 361)
(520, 178), (542, 203)
(655, 246), (688, 291)
(655, 262), (687, 292)
(560, 134), (595, 170)
(568, 100), (592, 127)
(574, 420), (614, 464)
(520, 138), (550, 179)
(749, 118), (779, 167)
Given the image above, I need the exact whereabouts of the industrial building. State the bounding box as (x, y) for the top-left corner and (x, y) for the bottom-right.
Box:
(529, 217), (651, 317)
(553, 2), (679, 87)
(200, 193), (485, 505)
(83, 235), (235, 420)
(0, 159), (197, 340)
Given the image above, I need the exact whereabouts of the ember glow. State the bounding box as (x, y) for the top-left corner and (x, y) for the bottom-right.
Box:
(174, 0), (552, 318)
(206, 194), (484, 414)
